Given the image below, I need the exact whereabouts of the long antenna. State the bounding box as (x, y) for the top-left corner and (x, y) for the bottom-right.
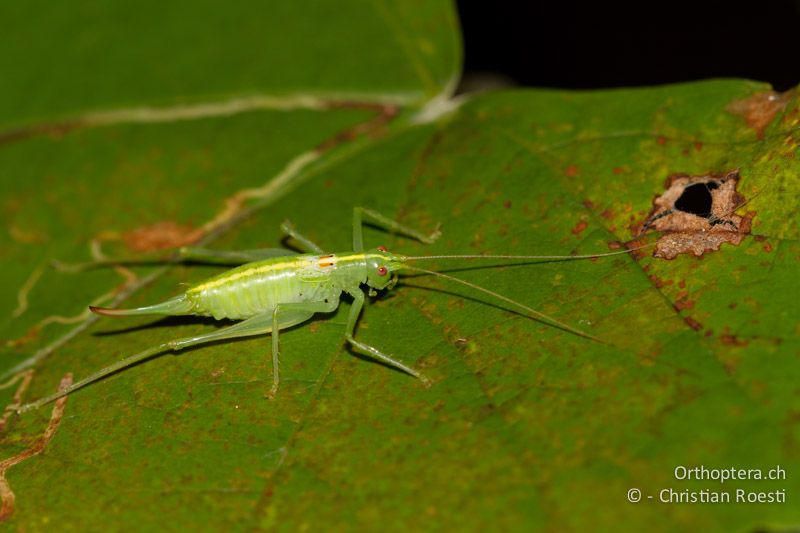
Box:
(401, 265), (605, 343)
(405, 243), (653, 262)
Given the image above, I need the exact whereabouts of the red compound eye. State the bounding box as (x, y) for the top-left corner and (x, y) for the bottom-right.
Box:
(377, 245), (388, 252)
(377, 266), (388, 276)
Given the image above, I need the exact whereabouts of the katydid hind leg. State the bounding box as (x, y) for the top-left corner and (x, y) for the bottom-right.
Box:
(267, 298), (340, 399)
(18, 313), (277, 412)
(343, 289), (429, 384)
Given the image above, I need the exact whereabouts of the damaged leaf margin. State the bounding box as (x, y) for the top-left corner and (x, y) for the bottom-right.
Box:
(639, 169), (753, 259)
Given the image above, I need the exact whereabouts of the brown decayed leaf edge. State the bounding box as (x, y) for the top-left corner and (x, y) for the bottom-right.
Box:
(727, 90), (793, 139)
(0, 373), (72, 521)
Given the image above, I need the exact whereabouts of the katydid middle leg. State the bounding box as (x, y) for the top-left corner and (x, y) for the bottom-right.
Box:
(177, 247), (297, 264)
(351, 207), (441, 252)
(53, 246), (297, 272)
(342, 288), (429, 384)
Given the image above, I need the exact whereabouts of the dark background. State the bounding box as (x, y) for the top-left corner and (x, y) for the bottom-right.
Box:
(457, 1), (800, 91)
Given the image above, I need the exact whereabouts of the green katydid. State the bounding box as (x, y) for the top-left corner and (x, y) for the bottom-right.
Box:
(18, 207), (646, 412)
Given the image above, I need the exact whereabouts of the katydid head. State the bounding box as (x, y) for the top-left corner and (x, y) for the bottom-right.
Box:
(364, 246), (408, 291)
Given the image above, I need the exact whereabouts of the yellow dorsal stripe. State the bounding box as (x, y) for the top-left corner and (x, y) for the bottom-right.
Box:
(188, 253), (381, 293)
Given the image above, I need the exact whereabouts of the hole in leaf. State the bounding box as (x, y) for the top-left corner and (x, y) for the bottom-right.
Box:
(638, 170), (753, 259)
(674, 181), (718, 218)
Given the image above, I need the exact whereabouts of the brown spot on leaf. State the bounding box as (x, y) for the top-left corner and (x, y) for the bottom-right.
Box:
(720, 334), (749, 347)
(583, 199), (595, 209)
(639, 170), (752, 259)
(5, 325), (42, 349)
(648, 275), (671, 289)
(0, 121), (82, 146)
(315, 103), (397, 151)
(571, 220), (588, 236)
(621, 237), (650, 259)
(565, 165), (579, 177)
(123, 221), (203, 252)
(684, 317), (702, 331)
(673, 298), (695, 311)
(728, 90), (792, 139)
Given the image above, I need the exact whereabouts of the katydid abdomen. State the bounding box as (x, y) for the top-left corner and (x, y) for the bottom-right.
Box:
(190, 254), (348, 320)
(92, 254), (362, 321)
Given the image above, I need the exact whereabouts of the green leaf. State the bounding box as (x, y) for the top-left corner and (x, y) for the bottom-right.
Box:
(0, 0), (459, 127)
(1, 2), (798, 531)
